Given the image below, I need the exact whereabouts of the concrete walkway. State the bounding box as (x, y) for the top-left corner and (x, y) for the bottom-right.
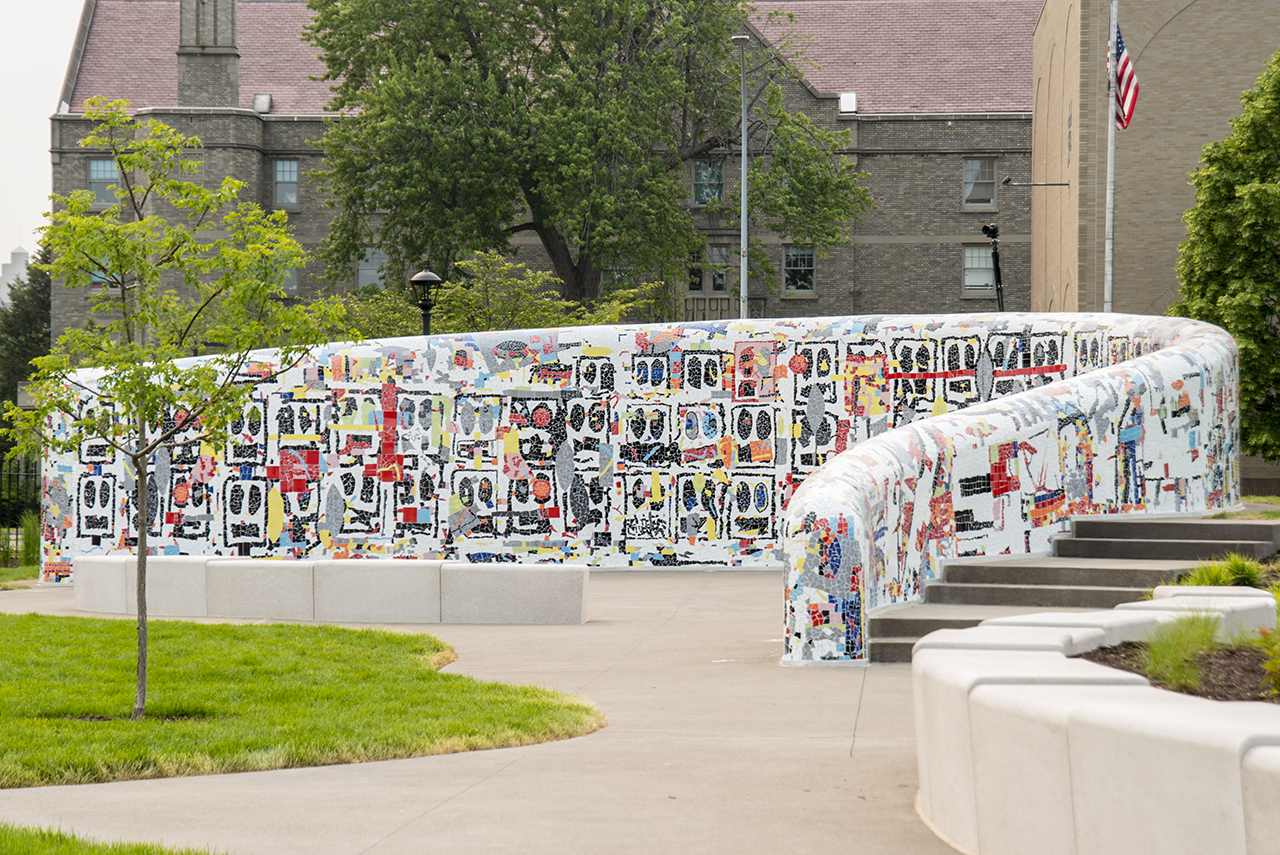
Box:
(0, 571), (949, 854)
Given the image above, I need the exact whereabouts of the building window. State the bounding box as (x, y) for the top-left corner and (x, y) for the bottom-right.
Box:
(275, 160), (299, 208)
(709, 245), (729, 292)
(601, 267), (637, 297)
(88, 159), (117, 204)
(962, 245), (996, 297)
(690, 246), (730, 292)
(281, 269), (299, 294)
(693, 160), (723, 205)
(357, 247), (387, 288)
(963, 157), (996, 208)
(688, 251), (704, 292)
(784, 246), (814, 292)
(87, 254), (113, 291)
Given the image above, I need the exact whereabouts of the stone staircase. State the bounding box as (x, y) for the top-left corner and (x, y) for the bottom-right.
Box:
(866, 516), (1280, 663)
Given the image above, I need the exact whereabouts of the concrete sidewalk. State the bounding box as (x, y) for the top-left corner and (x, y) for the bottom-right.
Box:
(0, 571), (949, 854)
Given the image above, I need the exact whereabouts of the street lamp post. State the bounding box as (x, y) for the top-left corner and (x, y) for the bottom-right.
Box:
(731, 33), (750, 320)
(409, 269), (443, 336)
(981, 224), (1005, 312)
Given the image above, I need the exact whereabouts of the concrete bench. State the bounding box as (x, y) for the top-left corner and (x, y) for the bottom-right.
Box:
(913, 590), (1280, 855)
(71, 555), (587, 625)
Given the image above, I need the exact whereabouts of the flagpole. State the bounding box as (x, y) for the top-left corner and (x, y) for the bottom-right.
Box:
(1103, 0), (1118, 313)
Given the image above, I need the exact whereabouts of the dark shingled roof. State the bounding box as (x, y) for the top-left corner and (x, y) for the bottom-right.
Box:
(754, 1), (1041, 114)
(67, 0), (1036, 117)
(69, 0), (332, 114)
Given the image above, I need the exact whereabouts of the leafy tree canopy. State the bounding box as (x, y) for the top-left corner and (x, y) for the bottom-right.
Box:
(0, 244), (51, 405)
(2, 97), (345, 718)
(329, 251), (643, 340)
(304, 0), (871, 306)
(0, 243), (52, 460)
(1170, 45), (1280, 460)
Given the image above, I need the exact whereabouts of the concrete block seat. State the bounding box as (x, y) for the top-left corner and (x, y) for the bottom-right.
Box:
(71, 555), (587, 625)
(913, 588), (1280, 855)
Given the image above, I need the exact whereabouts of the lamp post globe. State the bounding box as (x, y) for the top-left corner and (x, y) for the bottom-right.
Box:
(409, 269), (443, 336)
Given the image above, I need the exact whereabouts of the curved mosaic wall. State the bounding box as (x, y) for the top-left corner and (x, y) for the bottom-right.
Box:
(40, 314), (1237, 608)
(782, 315), (1238, 662)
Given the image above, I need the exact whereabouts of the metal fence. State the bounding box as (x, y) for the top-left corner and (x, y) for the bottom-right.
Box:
(0, 454), (40, 566)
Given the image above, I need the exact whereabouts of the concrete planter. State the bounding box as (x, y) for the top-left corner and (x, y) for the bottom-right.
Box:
(913, 588), (1280, 855)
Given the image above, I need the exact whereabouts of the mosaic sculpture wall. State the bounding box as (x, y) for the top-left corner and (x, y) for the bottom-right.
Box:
(40, 314), (1237, 613)
(782, 315), (1239, 662)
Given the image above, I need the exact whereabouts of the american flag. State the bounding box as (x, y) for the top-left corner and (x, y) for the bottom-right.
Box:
(1110, 26), (1139, 129)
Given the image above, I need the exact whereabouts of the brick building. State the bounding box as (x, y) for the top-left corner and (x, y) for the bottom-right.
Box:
(50, 0), (335, 337)
(741, 1), (1039, 319)
(51, 0), (1040, 332)
(1030, 0), (1280, 316)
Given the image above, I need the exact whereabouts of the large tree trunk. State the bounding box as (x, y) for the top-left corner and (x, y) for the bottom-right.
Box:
(131, 442), (149, 720)
(519, 179), (601, 303)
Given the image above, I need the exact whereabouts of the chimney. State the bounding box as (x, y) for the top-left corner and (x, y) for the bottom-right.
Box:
(178, 0), (240, 107)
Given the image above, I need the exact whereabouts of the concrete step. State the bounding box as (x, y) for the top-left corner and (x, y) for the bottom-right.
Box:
(1074, 517), (1280, 547)
(867, 637), (918, 663)
(865, 603), (1099, 663)
(1054, 537), (1273, 561)
(944, 556), (1192, 588)
(924, 581), (1147, 609)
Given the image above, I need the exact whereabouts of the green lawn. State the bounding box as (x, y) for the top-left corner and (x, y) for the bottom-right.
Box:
(0, 614), (605, 788)
(0, 823), (216, 855)
(0, 565), (39, 587)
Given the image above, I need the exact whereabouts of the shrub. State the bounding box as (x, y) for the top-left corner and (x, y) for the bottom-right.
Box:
(1222, 553), (1265, 587)
(1175, 553), (1264, 588)
(1178, 561), (1235, 587)
(18, 511), (40, 568)
(1141, 613), (1220, 691)
(1259, 629), (1280, 696)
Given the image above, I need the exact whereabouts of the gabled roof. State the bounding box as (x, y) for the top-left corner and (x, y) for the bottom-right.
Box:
(66, 0), (331, 115)
(754, 1), (1041, 114)
(63, 0), (1037, 118)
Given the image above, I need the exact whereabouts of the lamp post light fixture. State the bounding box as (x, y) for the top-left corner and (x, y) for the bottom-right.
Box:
(731, 32), (750, 320)
(1001, 176), (1071, 187)
(409, 268), (443, 336)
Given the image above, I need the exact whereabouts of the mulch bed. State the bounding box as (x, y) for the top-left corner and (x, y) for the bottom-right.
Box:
(1078, 642), (1279, 704)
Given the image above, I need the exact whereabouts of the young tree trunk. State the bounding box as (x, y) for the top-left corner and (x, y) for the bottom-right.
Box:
(131, 445), (149, 721)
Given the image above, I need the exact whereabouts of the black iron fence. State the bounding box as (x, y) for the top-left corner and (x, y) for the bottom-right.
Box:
(0, 455), (40, 567)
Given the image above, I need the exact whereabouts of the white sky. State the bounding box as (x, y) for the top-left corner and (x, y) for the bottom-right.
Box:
(0, 0), (90, 259)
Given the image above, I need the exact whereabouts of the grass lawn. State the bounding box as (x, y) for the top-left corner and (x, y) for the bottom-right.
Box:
(0, 822), (216, 854)
(1227, 495), (1280, 518)
(0, 614), (605, 788)
(0, 565), (39, 588)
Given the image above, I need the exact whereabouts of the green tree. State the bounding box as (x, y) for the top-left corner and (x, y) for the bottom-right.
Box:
(2, 97), (345, 719)
(332, 285), (420, 340)
(304, 0), (871, 304)
(1171, 46), (1280, 460)
(0, 243), (52, 471)
(432, 251), (638, 334)
(329, 251), (640, 340)
(0, 243), (52, 407)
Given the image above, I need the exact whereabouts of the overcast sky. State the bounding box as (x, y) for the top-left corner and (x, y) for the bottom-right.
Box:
(1, 0), (90, 262)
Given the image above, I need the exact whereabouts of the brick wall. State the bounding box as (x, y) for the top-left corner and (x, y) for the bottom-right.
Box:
(49, 107), (340, 336)
(1033, 0), (1280, 314)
